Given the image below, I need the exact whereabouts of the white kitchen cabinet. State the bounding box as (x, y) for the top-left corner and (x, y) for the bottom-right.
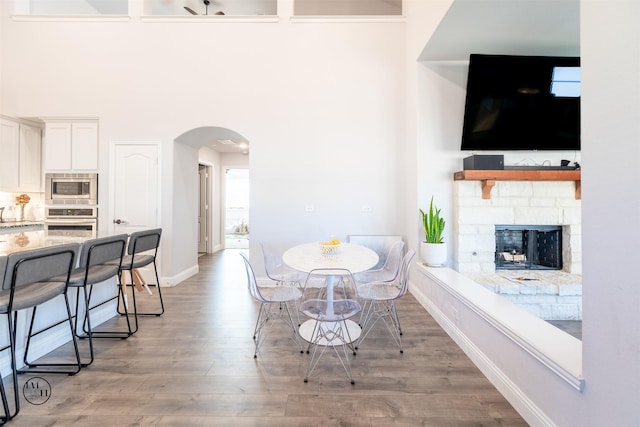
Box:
(44, 121), (98, 171)
(0, 118), (20, 190)
(19, 123), (43, 191)
(0, 118), (42, 191)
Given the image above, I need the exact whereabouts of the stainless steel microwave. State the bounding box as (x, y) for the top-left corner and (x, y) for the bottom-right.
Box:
(45, 173), (98, 205)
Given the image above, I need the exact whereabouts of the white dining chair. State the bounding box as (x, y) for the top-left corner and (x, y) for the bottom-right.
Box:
(356, 249), (416, 353)
(260, 242), (309, 326)
(260, 242), (308, 287)
(299, 268), (362, 385)
(239, 252), (303, 358)
(353, 240), (405, 284)
(347, 235), (403, 270)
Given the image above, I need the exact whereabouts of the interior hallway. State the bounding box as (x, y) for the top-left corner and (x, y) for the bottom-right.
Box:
(4, 249), (526, 426)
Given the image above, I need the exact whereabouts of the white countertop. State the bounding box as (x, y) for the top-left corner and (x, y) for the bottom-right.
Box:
(0, 220), (44, 232)
(0, 229), (92, 256)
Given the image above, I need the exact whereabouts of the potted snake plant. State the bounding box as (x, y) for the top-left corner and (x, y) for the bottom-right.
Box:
(419, 196), (447, 266)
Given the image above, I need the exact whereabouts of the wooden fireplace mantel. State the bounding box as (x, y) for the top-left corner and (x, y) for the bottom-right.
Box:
(453, 169), (582, 200)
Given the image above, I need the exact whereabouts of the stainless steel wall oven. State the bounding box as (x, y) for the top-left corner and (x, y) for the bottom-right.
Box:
(44, 207), (98, 238)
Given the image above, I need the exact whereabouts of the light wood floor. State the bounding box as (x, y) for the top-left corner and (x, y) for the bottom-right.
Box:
(4, 249), (527, 426)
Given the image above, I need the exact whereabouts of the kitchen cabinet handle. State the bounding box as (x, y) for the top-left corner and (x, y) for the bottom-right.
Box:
(114, 219), (124, 224)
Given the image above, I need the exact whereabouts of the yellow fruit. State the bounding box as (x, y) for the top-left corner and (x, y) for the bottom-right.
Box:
(322, 239), (340, 245)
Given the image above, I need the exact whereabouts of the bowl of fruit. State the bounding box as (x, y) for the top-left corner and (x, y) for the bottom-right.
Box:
(320, 239), (341, 255)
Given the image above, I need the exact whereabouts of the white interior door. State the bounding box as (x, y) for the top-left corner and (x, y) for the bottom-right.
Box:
(198, 165), (208, 253)
(112, 143), (159, 235)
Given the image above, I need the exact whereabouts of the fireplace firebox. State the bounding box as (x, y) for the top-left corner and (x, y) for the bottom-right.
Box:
(495, 225), (562, 270)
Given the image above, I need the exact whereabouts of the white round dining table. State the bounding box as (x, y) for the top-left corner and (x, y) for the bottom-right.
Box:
(282, 242), (378, 345)
(282, 242), (379, 275)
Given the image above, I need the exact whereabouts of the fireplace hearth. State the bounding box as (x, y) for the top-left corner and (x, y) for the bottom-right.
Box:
(495, 225), (562, 270)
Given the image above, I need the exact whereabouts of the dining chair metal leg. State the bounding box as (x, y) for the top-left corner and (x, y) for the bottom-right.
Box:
(252, 301), (301, 357)
(304, 320), (356, 385)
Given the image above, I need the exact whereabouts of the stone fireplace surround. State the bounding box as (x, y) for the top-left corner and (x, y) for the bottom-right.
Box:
(453, 178), (582, 320)
(453, 179), (581, 274)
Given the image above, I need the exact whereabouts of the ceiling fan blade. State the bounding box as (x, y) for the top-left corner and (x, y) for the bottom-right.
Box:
(184, 6), (198, 15)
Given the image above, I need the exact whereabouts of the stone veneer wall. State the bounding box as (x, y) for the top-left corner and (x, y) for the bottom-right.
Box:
(453, 180), (582, 274)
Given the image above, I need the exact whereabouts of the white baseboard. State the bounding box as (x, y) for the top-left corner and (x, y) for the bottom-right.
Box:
(161, 264), (199, 287)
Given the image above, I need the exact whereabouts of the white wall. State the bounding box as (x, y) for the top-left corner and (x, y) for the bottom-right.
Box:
(581, 1), (640, 425)
(169, 141), (199, 283)
(409, 1), (640, 426)
(0, 6), (406, 281)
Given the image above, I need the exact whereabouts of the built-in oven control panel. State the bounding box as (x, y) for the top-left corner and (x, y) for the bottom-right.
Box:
(45, 207), (97, 218)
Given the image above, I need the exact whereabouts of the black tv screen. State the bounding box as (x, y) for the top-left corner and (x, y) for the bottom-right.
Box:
(461, 54), (581, 151)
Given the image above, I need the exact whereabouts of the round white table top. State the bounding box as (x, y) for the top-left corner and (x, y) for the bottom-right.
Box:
(282, 242), (378, 274)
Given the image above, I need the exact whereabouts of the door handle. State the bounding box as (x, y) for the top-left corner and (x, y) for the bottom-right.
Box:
(114, 219), (125, 224)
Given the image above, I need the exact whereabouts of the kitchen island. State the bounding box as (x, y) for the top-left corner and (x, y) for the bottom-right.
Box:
(0, 228), (122, 378)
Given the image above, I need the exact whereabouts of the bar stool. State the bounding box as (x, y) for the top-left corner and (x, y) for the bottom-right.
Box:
(116, 228), (164, 329)
(0, 244), (81, 421)
(20, 235), (129, 370)
(68, 234), (129, 366)
(0, 255), (9, 425)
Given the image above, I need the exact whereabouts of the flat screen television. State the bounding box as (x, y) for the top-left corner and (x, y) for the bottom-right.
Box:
(461, 54), (581, 151)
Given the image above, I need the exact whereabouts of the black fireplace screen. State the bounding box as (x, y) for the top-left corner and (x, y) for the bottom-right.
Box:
(495, 225), (562, 270)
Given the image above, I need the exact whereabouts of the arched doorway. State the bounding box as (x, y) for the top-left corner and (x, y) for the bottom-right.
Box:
(175, 126), (250, 255)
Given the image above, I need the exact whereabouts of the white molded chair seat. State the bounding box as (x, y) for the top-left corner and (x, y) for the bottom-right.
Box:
(299, 299), (361, 321)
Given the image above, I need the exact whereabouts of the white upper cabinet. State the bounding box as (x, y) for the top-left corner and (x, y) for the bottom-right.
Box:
(19, 123), (43, 191)
(0, 118), (42, 191)
(44, 121), (98, 171)
(0, 118), (20, 190)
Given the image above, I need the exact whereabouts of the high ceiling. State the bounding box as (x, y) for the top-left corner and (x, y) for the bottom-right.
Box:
(420, 0), (580, 62)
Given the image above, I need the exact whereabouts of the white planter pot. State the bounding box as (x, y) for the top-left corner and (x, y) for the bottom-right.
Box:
(420, 242), (447, 267)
